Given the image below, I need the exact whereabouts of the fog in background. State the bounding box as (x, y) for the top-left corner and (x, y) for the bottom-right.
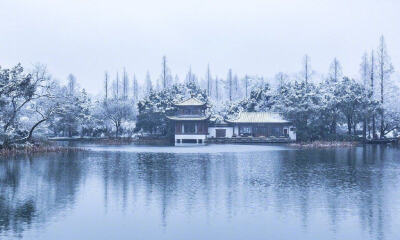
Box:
(1, 0), (399, 94)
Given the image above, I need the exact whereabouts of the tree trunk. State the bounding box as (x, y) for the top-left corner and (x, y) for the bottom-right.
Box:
(380, 111), (385, 138)
(330, 119), (336, 135)
(372, 114), (377, 139)
(363, 118), (367, 140)
(347, 117), (352, 135)
(27, 118), (48, 142)
(115, 124), (119, 138)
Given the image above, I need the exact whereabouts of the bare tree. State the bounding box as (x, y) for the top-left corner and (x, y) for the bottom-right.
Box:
(360, 52), (370, 86)
(67, 74), (76, 96)
(275, 72), (288, 91)
(370, 50), (377, 139)
(185, 66), (197, 85)
(174, 74), (179, 85)
(145, 71), (153, 94)
(328, 58), (342, 82)
(206, 64), (211, 96)
(101, 99), (133, 138)
(377, 35), (394, 137)
(302, 55), (312, 85)
(215, 76), (219, 101)
(122, 68), (129, 100)
(132, 74), (139, 102)
(160, 55), (171, 89)
(226, 69), (233, 101)
(113, 72), (120, 99)
(233, 74), (239, 99)
(360, 52), (370, 139)
(104, 71), (109, 100)
(244, 75), (249, 98)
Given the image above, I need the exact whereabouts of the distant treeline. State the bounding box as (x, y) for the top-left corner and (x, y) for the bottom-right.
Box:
(1, 35), (399, 148)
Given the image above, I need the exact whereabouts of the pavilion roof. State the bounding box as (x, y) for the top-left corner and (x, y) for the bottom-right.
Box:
(174, 97), (206, 106)
(166, 115), (210, 121)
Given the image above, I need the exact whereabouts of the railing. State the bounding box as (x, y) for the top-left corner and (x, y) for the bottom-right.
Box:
(207, 137), (293, 144)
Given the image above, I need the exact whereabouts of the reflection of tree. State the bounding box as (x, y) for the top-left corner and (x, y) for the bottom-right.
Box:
(1, 146), (397, 239)
(271, 146), (392, 240)
(0, 152), (86, 237)
(100, 152), (227, 226)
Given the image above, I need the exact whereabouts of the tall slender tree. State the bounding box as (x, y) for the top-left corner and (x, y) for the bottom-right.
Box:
(160, 55), (170, 89)
(377, 35), (394, 137)
(370, 50), (377, 139)
(302, 55), (312, 86)
(275, 72), (288, 91)
(122, 68), (129, 100)
(244, 75), (249, 98)
(360, 52), (370, 139)
(206, 64), (211, 96)
(132, 74), (139, 102)
(67, 74), (76, 96)
(226, 69), (233, 101)
(145, 71), (153, 94)
(329, 58), (342, 82)
(114, 72), (120, 99)
(215, 76), (219, 101)
(233, 74), (239, 99)
(104, 71), (109, 100)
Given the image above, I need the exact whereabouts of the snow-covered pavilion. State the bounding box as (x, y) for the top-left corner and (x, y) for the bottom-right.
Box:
(167, 98), (210, 146)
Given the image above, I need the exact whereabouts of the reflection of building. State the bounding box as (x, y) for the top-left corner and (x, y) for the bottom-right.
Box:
(167, 98), (210, 145)
(168, 98), (296, 146)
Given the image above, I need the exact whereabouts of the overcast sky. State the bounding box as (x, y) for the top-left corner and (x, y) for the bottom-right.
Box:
(1, 0), (399, 94)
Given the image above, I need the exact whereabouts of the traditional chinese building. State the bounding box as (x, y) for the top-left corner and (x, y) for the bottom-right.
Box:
(167, 98), (209, 145)
(225, 112), (296, 140)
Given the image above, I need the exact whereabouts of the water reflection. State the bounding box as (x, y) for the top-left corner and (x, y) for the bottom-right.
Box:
(0, 145), (399, 240)
(0, 152), (87, 238)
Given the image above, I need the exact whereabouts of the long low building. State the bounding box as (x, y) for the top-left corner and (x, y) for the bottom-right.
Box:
(225, 112), (296, 140)
(167, 98), (296, 146)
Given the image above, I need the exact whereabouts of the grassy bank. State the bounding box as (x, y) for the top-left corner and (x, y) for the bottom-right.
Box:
(0, 142), (85, 156)
(290, 141), (358, 148)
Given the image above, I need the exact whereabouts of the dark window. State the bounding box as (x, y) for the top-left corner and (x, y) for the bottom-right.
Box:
(176, 139), (181, 143)
(239, 126), (251, 134)
(216, 129), (226, 138)
(176, 123), (182, 134)
(284, 128), (288, 135)
(191, 109), (200, 114)
(271, 127), (281, 136)
(182, 139), (197, 143)
(198, 139), (202, 144)
(184, 123), (196, 133)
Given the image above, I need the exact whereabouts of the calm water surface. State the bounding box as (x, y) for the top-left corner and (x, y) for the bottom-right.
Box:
(1, 144), (399, 240)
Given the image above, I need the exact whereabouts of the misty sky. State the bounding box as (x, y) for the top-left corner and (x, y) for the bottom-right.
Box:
(1, 0), (399, 94)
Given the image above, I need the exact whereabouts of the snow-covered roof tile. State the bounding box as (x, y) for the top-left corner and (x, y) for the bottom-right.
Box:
(166, 115), (210, 121)
(226, 112), (290, 123)
(174, 98), (205, 106)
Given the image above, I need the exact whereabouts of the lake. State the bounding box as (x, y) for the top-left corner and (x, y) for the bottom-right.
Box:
(1, 144), (399, 240)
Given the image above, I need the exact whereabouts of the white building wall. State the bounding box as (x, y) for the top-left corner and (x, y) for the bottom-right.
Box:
(208, 127), (234, 138)
(289, 126), (296, 141)
(175, 134), (207, 146)
(233, 126), (240, 136)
